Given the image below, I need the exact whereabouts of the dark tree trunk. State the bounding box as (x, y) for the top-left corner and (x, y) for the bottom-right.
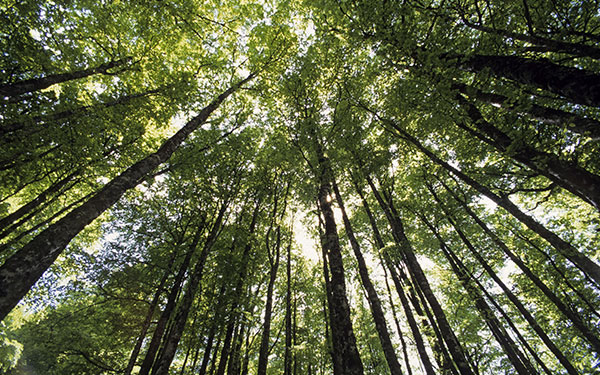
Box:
(313, 141), (364, 375)
(256, 228), (281, 375)
(452, 82), (600, 140)
(215, 200), (261, 375)
(457, 96), (600, 210)
(1, 87), (162, 136)
(437, 178), (600, 353)
(459, 54), (600, 107)
(0, 172), (77, 236)
(124, 249), (180, 375)
(354, 179), (435, 375)
(151, 201), (229, 375)
(0, 74), (253, 321)
(0, 58), (131, 98)
(380, 117), (600, 285)
(284, 234), (293, 375)
(331, 178), (403, 375)
(367, 175), (474, 375)
(138, 226), (205, 375)
(460, 20), (600, 60)
(419, 211), (536, 375)
(440, 206), (580, 375)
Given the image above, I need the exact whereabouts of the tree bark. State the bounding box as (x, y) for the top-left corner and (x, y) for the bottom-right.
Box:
(452, 82), (600, 140)
(151, 201), (229, 375)
(331, 177), (404, 375)
(439, 205), (580, 375)
(138, 226), (205, 375)
(458, 53), (600, 107)
(0, 58), (131, 98)
(314, 141), (364, 375)
(437, 178), (600, 354)
(457, 96), (600, 210)
(367, 175), (474, 375)
(378, 116), (600, 285)
(353, 179), (435, 375)
(0, 74), (254, 321)
(419, 211), (537, 375)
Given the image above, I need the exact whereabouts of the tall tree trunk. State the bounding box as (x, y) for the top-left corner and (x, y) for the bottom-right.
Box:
(459, 20), (600, 60)
(0, 74), (254, 321)
(353, 178), (435, 375)
(439, 204), (580, 374)
(215, 200), (261, 375)
(151, 200), (229, 375)
(0, 172), (77, 236)
(0, 58), (131, 98)
(284, 234), (293, 375)
(452, 82), (600, 139)
(367, 175), (474, 375)
(377, 115), (600, 285)
(256, 228), (281, 375)
(458, 53), (600, 107)
(138, 226), (205, 375)
(419, 211), (537, 375)
(1, 87), (162, 136)
(436, 177), (600, 353)
(331, 177), (403, 375)
(124, 248), (181, 375)
(456, 96), (600, 210)
(313, 138), (364, 375)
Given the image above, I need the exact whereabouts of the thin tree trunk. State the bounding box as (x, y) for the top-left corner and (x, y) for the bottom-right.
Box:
(1, 88), (162, 136)
(375, 115), (600, 285)
(367, 175), (474, 375)
(440, 206), (580, 375)
(436, 177), (600, 353)
(419, 211), (536, 375)
(124, 248), (181, 375)
(256, 228), (281, 375)
(353, 179), (435, 375)
(0, 74), (254, 321)
(151, 201), (229, 375)
(284, 232), (293, 375)
(460, 20), (600, 60)
(138, 226), (205, 375)
(0, 58), (131, 98)
(331, 177), (404, 375)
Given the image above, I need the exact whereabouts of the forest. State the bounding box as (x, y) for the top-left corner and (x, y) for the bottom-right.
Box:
(0, 0), (599, 374)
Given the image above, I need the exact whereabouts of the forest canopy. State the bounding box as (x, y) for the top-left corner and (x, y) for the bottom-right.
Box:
(0, 0), (599, 374)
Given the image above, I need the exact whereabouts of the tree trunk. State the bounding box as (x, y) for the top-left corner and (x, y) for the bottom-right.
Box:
(313, 140), (364, 375)
(452, 82), (600, 140)
(441, 206), (580, 375)
(124, 249), (180, 375)
(419, 211), (536, 375)
(459, 53), (600, 107)
(331, 177), (403, 375)
(284, 234), (293, 375)
(0, 58), (131, 98)
(367, 175), (474, 375)
(437, 178), (600, 354)
(380, 116), (600, 285)
(0, 74), (254, 321)
(353, 179), (435, 375)
(256, 227), (281, 375)
(457, 96), (600, 210)
(138, 226), (205, 375)
(151, 201), (229, 375)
